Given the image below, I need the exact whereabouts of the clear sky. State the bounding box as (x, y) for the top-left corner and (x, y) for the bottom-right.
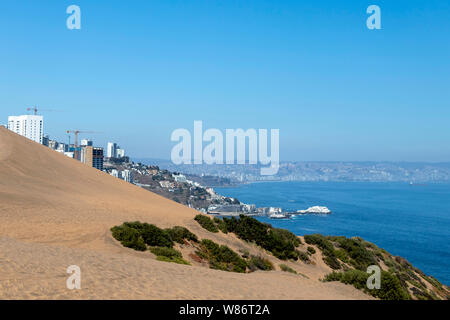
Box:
(0, 0), (449, 161)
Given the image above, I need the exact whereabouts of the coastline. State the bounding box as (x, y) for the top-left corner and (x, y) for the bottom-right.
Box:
(215, 181), (450, 286)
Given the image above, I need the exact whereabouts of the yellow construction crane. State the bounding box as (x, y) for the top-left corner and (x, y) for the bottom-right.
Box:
(66, 130), (100, 160)
(26, 106), (59, 115)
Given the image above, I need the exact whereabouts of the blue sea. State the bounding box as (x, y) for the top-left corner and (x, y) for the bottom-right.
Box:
(216, 181), (450, 285)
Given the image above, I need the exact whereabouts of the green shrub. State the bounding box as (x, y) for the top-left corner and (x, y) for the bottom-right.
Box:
(239, 248), (250, 259)
(374, 271), (411, 300)
(266, 229), (300, 260)
(223, 215), (300, 261)
(156, 255), (190, 265)
(149, 246), (182, 259)
(307, 246), (316, 255)
(323, 255), (341, 270)
(111, 221), (175, 249)
(111, 225), (147, 251)
(213, 217), (228, 233)
(137, 223), (173, 248)
(297, 251), (310, 263)
(305, 234), (378, 270)
(329, 236), (377, 270)
(150, 246), (190, 265)
(324, 270), (410, 300)
(248, 256), (274, 272)
(197, 239), (247, 273)
(166, 226), (198, 244)
(324, 270), (368, 290)
(195, 214), (219, 233)
(423, 275), (443, 290)
(304, 234), (334, 254)
(334, 249), (349, 263)
(279, 264), (297, 274)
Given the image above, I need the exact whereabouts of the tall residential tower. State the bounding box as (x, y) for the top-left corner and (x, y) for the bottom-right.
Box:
(7, 115), (44, 144)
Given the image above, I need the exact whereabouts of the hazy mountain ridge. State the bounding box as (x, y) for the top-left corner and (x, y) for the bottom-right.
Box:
(135, 159), (450, 183)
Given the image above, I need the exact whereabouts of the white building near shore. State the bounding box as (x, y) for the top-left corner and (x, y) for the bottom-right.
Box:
(107, 142), (117, 158)
(7, 114), (44, 144)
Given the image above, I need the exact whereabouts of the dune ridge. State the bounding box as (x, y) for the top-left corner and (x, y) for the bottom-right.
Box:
(0, 127), (372, 299)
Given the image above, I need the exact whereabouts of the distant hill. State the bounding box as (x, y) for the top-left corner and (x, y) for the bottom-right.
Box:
(135, 158), (450, 183)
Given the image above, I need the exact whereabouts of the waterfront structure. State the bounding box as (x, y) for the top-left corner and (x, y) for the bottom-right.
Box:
(7, 115), (44, 144)
(207, 204), (242, 215)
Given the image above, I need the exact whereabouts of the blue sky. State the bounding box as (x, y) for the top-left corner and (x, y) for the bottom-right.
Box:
(0, 0), (449, 161)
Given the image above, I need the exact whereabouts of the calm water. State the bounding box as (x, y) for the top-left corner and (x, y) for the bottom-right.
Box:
(216, 181), (450, 285)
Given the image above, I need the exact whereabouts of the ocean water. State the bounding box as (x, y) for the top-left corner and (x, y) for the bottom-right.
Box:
(216, 181), (450, 285)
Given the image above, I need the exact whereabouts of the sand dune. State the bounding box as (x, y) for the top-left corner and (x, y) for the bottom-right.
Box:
(0, 127), (371, 299)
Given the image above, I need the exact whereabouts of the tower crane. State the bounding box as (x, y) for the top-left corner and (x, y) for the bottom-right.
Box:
(26, 106), (60, 115)
(66, 130), (100, 160)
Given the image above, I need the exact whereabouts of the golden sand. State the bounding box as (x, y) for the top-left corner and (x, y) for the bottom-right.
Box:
(0, 127), (371, 299)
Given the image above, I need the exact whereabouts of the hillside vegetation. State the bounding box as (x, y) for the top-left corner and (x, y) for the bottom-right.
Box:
(112, 215), (449, 300)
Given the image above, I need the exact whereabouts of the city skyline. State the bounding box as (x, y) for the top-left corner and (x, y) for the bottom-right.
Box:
(1, 0), (449, 162)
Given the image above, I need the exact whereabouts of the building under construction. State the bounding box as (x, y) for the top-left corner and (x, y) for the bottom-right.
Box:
(81, 146), (104, 171)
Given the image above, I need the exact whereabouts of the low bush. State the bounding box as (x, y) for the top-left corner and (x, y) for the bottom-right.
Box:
(304, 234), (334, 254)
(149, 246), (182, 259)
(137, 223), (173, 248)
(297, 251), (310, 263)
(223, 215), (301, 260)
(307, 246), (316, 255)
(166, 226), (198, 244)
(197, 239), (247, 273)
(111, 225), (147, 251)
(304, 234), (341, 269)
(195, 214), (219, 233)
(324, 270), (368, 290)
(150, 246), (190, 265)
(329, 236), (377, 270)
(334, 249), (349, 263)
(323, 255), (341, 270)
(156, 255), (190, 265)
(239, 248), (250, 259)
(279, 264), (297, 274)
(111, 222), (197, 251)
(248, 256), (274, 272)
(213, 217), (228, 233)
(375, 271), (411, 300)
(324, 270), (410, 300)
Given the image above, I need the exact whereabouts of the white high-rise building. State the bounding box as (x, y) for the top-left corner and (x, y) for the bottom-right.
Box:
(80, 139), (93, 147)
(116, 148), (125, 158)
(121, 169), (133, 183)
(7, 115), (44, 144)
(107, 142), (117, 158)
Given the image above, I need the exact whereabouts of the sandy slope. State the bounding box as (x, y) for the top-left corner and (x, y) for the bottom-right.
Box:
(0, 127), (371, 299)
